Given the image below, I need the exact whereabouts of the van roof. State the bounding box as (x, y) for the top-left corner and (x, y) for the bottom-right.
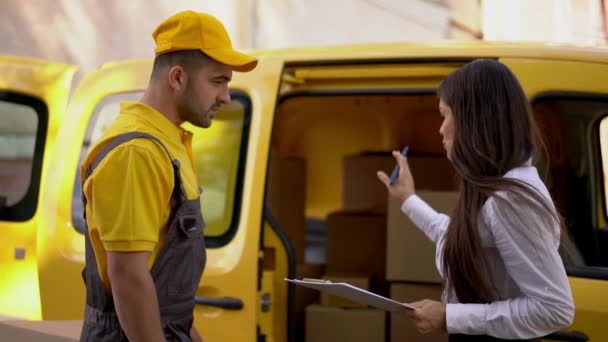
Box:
(98, 41), (608, 71)
(248, 41), (608, 65)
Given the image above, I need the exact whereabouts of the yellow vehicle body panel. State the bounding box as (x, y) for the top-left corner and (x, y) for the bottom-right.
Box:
(259, 40), (608, 64)
(36, 55), (284, 340)
(1, 42), (607, 340)
(35, 60), (154, 320)
(0, 55), (76, 320)
(569, 276), (608, 340)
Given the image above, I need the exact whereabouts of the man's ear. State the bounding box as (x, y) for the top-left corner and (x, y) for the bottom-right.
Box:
(168, 66), (187, 92)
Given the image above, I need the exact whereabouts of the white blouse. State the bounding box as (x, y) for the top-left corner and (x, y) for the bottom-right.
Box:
(401, 164), (575, 339)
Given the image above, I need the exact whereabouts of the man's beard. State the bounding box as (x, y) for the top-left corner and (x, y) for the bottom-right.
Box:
(176, 83), (207, 127)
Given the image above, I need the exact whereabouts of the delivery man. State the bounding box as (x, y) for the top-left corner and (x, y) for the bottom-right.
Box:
(79, 10), (257, 341)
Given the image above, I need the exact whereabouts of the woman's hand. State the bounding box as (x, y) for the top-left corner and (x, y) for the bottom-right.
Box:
(404, 299), (447, 335)
(377, 150), (416, 203)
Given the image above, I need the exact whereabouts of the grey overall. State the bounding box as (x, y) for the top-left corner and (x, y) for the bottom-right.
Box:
(79, 132), (206, 342)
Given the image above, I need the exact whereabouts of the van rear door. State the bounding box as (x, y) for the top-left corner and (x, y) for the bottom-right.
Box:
(0, 55), (76, 319)
(37, 55), (285, 342)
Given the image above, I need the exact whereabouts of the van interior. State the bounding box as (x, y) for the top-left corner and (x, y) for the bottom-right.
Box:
(263, 62), (608, 341)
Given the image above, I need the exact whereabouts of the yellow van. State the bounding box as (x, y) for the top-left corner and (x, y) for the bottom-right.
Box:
(1, 42), (608, 341)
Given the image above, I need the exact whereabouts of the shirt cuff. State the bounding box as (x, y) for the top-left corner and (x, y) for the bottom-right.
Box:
(446, 303), (488, 335)
(401, 194), (438, 224)
(103, 240), (157, 252)
(402, 194), (425, 213)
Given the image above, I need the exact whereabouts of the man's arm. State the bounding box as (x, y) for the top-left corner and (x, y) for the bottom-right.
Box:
(107, 251), (165, 342)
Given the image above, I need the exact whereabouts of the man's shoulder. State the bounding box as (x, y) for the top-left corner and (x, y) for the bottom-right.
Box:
(82, 130), (172, 177)
(106, 135), (169, 157)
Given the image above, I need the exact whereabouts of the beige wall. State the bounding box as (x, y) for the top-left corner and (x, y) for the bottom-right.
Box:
(480, 0), (605, 45)
(0, 0), (251, 73)
(254, 0), (450, 48)
(448, 0), (606, 44)
(1, 0), (604, 79)
(0, 0), (453, 75)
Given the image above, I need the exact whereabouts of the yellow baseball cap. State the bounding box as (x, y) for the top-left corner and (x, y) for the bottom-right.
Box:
(152, 10), (257, 72)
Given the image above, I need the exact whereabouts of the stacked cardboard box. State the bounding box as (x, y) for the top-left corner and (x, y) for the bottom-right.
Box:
(390, 283), (448, 342)
(295, 263), (325, 342)
(386, 191), (459, 283)
(306, 153), (392, 341)
(305, 210), (388, 341)
(406, 156), (457, 191)
(305, 305), (385, 342)
(342, 153), (395, 211)
(342, 153), (457, 212)
(325, 211), (387, 295)
(304, 152), (457, 342)
(385, 188), (456, 342)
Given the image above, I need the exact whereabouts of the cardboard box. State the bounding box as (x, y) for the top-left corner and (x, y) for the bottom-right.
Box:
(305, 304), (385, 342)
(343, 153), (395, 211)
(342, 153), (457, 212)
(325, 211), (387, 294)
(295, 263), (325, 342)
(0, 320), (81, 341)
(266, 156), (307, 262)
(320, 274), (370, 308)
(407, 156), (458, 191)
(386, 191), (458, 283)
(390, 283), (447, 342)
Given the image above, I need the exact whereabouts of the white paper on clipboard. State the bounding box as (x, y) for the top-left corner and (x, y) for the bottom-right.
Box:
(285, 278), (415, 312)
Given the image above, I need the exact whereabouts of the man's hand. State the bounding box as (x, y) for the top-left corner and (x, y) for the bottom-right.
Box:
(404, 299), (447, 335)
(108, 251), (165, 342)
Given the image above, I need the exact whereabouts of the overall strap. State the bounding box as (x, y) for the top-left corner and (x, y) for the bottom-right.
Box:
(80, 131), (188, 216)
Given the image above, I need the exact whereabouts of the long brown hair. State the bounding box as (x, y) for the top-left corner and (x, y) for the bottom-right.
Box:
(438, 59), (561, 303)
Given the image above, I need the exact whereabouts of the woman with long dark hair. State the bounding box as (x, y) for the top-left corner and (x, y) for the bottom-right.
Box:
(378, 59), (574, 341)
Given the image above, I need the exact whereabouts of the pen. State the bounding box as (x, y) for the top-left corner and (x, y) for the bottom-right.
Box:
(389, 146), (409, 185)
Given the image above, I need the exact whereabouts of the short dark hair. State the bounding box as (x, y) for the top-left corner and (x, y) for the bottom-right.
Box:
(151, 50), (211, 79)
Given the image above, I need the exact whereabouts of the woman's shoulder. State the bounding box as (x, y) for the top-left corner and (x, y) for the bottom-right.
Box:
(503, 164), (553, 201)
(482, 164), (559, 238)
(480, 164), (548, 215)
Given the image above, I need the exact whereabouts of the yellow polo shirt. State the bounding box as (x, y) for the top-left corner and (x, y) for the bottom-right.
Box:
(81, 101), (200, 288)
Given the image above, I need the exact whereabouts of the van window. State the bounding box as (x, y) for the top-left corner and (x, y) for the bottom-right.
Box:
(532, 95), (608, 272)
(71, 91), (251, 247)
(0, 92), (47, 222)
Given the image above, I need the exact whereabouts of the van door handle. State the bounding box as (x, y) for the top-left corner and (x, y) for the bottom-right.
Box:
(543, 331), (588, 341)
(194, 296), (244, 310)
